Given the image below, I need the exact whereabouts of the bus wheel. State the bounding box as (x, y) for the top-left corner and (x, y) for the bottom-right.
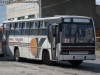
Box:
(14, 49), (26, 62)
(69, 60), (83, 66)
(14, 49), (21, 61)
(42, 51), (56, 65)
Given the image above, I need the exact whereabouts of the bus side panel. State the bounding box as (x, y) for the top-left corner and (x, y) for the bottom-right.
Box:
(20, 36), (30, 58)
(8, 36), (15, 57)
(28, 36), (37, 59)
(38, 37), (49, 60)
(47, 39), (52, 60)
(28, 36), (49, 60)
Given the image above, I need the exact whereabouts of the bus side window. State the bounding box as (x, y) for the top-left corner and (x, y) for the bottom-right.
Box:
(14, 23), (21, 35)
(30, 22), (38, 35)
(9, 23), (15, 35)
(38, 21), (47, 35)
(22, 22), (30, 35)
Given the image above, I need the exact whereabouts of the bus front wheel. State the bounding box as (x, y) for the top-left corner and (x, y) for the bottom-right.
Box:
(69, 60), (83, 66)
(42, 51), (56, 65)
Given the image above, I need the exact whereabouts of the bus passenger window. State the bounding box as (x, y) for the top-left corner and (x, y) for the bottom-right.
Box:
(19, 23), (22, 29)
(10, 23), (15, 29)
(22, 22), (26, 28)
(39, 21), (43, 28)
(35, 22), (38, 28)
(15, 29), (21, 35)
(44, 22), (48, 28)
(15, 23), (19, 29)
(26, 22), (30, 28)
(39, 29), (47, 35)
(21, 29), (29, 35)
(9, 30), (14, 35)
(30, 29), (38, 35)
(31, 22), (35, 28)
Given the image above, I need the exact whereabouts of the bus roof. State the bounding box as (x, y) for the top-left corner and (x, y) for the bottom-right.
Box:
(3, 15), (92, 23)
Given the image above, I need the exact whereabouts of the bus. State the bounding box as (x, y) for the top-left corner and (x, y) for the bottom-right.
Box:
(0, 26), (4, 57)
(2, 16), (96, 65)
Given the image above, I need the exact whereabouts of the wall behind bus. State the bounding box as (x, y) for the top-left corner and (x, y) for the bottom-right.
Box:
(41, 0), (97, 28)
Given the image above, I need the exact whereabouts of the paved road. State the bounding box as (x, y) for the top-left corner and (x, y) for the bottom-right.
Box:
(0, 56), (100, 75)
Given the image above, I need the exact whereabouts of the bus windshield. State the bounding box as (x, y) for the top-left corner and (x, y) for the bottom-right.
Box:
(62, 24), (95, 43)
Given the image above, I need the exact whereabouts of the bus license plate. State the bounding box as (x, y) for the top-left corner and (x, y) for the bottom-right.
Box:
(75, 56), (84, 60)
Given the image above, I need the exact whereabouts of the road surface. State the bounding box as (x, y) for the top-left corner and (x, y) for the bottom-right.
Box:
(0, 52), (100, 75)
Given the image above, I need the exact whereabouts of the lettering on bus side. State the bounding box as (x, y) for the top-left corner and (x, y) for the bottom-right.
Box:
(9, 38), (13, 41)
(15, 38), (23, 42)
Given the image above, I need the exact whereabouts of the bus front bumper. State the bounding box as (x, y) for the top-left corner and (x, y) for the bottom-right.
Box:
(59, 55), (96, 61)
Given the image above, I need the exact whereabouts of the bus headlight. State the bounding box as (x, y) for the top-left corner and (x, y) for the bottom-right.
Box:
(88, 51), (95, 54)
(60, 51), (69, 55)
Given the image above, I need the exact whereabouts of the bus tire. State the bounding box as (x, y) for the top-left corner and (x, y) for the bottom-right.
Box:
(69, 60), (83, 66)
(14, 49), (26, 62)
(42, 51), (56, 65)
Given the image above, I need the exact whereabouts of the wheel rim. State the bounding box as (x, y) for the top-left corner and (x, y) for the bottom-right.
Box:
(15, 50), (19, 60)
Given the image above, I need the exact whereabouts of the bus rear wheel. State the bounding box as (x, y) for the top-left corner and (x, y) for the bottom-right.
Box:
(42, 51), (56, 65)
(69, 60), (83, 66)
(14, 49), (26, 62)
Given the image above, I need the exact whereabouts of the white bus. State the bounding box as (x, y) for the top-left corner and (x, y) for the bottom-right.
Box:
(2, 16), (96, 65)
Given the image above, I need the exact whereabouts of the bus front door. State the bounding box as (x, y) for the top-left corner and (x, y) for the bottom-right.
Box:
(49, 25), (58, 60)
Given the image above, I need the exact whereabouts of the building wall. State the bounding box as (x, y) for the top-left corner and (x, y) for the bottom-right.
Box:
(6, 2), (39, 20)
(7, 0), (98, 29)
(41, 0), (97, 27)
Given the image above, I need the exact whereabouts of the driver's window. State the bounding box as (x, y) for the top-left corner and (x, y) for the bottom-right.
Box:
(71, 24), (78, 43)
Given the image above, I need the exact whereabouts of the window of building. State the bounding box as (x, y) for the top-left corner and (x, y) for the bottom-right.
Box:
(8, 18), (14, 21)
(17, 16), (25, 20)
(28, 14), (35, 19)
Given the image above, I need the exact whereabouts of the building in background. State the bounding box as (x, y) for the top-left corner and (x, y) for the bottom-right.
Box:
(41, 0), (97, 28)
(6, 0), (40, 20)
(7, 0), (100, 29)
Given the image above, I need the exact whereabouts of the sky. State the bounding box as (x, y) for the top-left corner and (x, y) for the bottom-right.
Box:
(0, 3), (6, 25)
(96, 0), (100, 5)
(0, 0), (100, 24)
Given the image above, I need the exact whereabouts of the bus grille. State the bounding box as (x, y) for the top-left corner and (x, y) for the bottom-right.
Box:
(69, 51), (88, 55)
